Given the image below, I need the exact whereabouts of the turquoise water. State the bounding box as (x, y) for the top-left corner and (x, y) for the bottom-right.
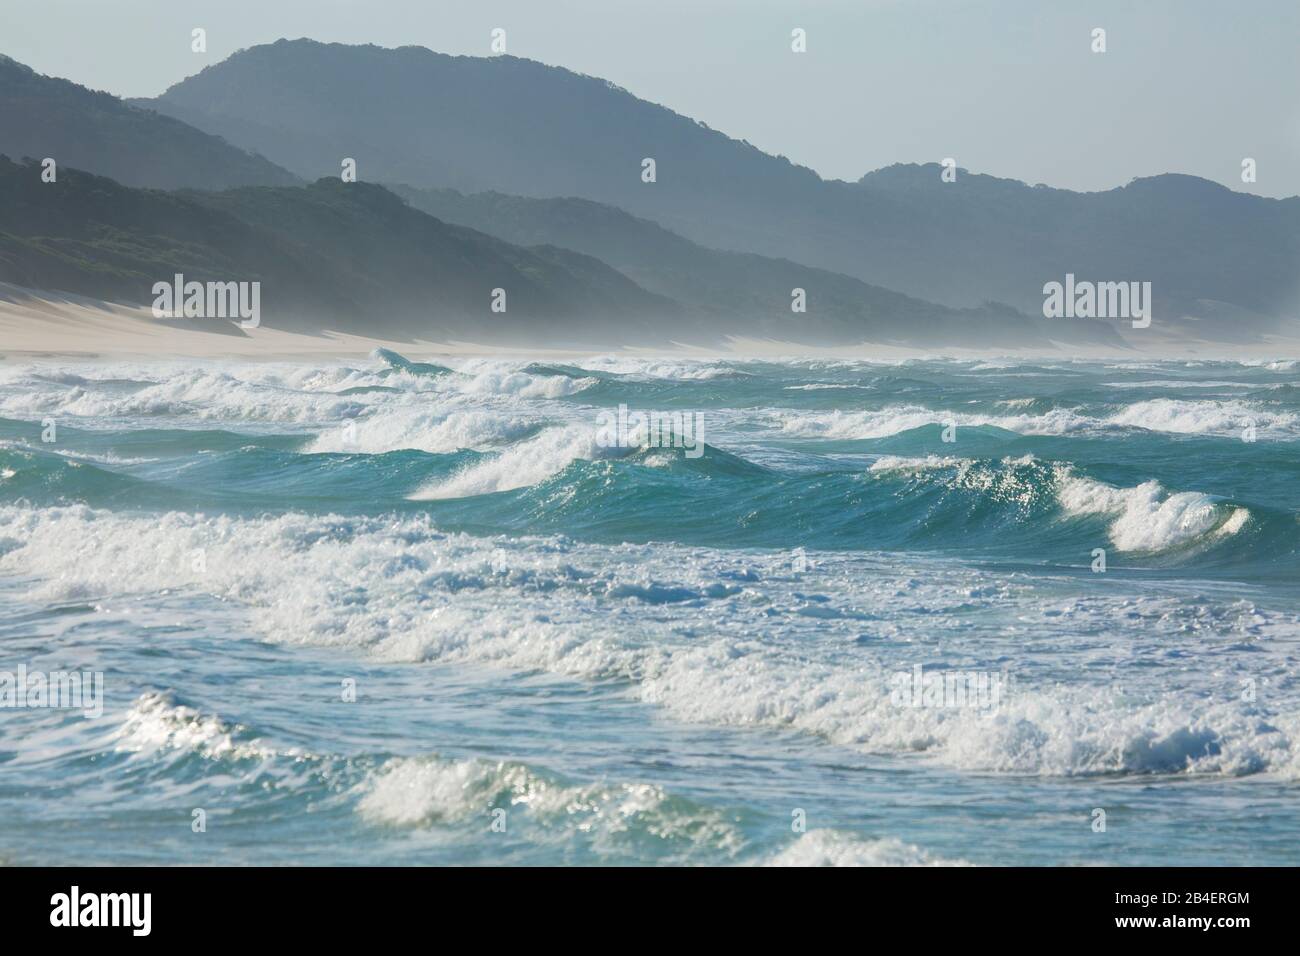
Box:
(1, 352), (1297, 865)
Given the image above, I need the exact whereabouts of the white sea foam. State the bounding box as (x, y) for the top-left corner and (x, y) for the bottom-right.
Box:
(305, 409), (536, 455)
(576, 356), (745, 380)
(869, 454), (967, 474)
(1103, 399), (1296, 437)
(867, 455), (1250, 553)
(771, 405), (1094, 439)
(1057, 475), (1248, 552)
(1239, 359), (1298, 371)
(3, 505), (1294, 780)
(0, 367), (368, 424)
(358, 756), (509, 825)
(115, 691), (285, 761)
(639, 643), (1299, 778)
(783, 383), (873, 391)
(1102, 380), (1266, 390)
(0, 358), (591, 431)
(768, 399), (1298, 440)
(443, 359), (597, 398)
(408, 425), (639, 500)
(356, 754), (743, 852)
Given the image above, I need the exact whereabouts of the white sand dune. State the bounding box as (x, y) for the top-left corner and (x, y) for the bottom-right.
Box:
(0, 282), (511, 359)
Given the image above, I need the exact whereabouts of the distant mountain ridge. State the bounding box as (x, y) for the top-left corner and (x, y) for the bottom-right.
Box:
(0, 54), (298, 190)
(393, 184), (1121, 348)
(138, 39), (1300, 337)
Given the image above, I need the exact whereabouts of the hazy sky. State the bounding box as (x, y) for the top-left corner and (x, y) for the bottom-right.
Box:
(7, 0), (1298, 197)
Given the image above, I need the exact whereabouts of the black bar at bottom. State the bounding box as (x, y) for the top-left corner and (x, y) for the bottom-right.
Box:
(0, 866), (1282, 941)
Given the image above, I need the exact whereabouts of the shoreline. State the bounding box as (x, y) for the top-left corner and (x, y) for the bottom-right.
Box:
(4, 282), (1299, 363)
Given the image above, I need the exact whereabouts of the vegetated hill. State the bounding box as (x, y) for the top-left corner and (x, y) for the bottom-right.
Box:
(0, 157), (676, 346)
(0, 54), (298, 190)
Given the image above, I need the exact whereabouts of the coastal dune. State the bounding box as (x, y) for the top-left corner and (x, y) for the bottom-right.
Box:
(0, 282), (465, 359)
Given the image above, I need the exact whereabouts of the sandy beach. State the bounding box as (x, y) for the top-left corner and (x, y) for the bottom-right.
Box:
(3, 281), (1299, 364)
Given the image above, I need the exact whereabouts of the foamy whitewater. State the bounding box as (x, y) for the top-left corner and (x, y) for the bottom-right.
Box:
(1, 353), (1298, 865)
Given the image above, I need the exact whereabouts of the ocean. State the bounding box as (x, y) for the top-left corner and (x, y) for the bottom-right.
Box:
(1, 351), (1297, 866)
